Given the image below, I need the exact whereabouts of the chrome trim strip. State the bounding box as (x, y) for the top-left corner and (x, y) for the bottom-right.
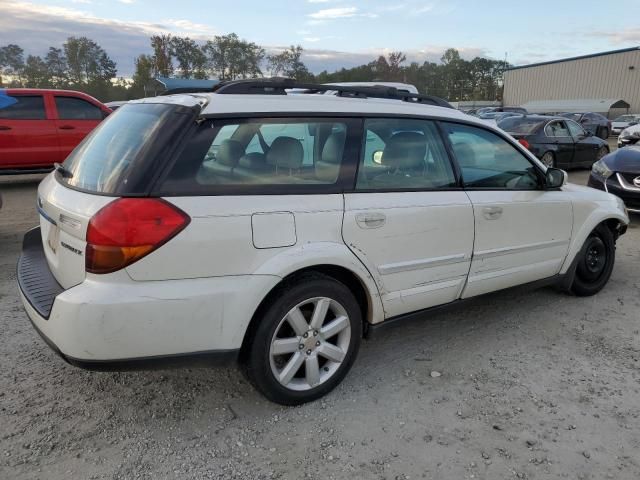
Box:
(59, 214), (82, 230)
(628, 208), (640, 214)
(37, 204), (57, 226)
(474, 239), (569, 260)
(616, 173), (640, 192)
(378, 253), (468, 275)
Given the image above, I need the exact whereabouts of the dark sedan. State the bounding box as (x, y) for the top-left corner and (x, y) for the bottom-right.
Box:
(498, 115), (609, 169)
(588, 146), (640, 214)
(558, 112), (611, 139)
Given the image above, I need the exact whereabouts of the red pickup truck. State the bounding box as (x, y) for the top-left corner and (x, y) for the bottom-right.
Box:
(0, 88), (112, 173)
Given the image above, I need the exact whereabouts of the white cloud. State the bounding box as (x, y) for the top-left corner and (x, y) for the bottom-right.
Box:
(308, 7), (358, 19)
(117, 0), (134, 3)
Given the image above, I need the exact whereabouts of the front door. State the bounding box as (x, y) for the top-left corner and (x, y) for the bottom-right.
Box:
(343, 118), (474, 318)
(441, 122), (573, 298)
(53, 95), (104, 161)
(566, 119), (602, 167)
(0, 93), (59, 169)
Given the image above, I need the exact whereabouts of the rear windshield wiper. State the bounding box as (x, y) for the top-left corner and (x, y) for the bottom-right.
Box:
(54, 163), (73, 179)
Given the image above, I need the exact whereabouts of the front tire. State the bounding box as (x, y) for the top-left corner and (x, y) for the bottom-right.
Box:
(570, 225), (615, 296)
(245, 273), (362, 405)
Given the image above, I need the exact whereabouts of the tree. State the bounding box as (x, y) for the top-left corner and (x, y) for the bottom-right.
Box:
(170, 36), (207, 79)
(44, 47), (68, 88)
(204, 34), (264, 80)
(22, 55), (50, 88)
(267, 45), (310, 81)
(0, 44), (25, 86)
(150, 34), (174, 77)
(131, 54), (155, 98)
(63, 36), (116, 86)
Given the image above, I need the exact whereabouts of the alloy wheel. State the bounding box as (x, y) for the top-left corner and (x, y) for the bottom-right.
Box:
(541, 152), (555, 168)
(269, 297), (351, 391)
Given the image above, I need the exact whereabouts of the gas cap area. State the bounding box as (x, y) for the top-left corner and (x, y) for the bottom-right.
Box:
(251, 212), (297, 249)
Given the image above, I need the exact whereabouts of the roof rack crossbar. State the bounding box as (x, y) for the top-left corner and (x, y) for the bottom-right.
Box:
(211, 79), (453, 109)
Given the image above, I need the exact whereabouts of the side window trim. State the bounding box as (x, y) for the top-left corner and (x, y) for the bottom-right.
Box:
(441, 120), (545, 191)
(352, 117), (460, 193)
(54, 95), (103, 120)
(153, 116), (363, 196)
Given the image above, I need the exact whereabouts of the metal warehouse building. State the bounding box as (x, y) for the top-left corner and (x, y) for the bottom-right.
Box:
(503, 47), (640, 116)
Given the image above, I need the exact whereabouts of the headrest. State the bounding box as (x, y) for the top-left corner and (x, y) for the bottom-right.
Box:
(382, 132), (427, 170)
(321, 132), (346, 165)
(216, 139), (243, 167)
(267, 136), (304, 170)
(453, 142), (476, 167)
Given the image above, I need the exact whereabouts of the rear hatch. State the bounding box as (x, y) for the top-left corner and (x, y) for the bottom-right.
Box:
(38, 101), (199, 289)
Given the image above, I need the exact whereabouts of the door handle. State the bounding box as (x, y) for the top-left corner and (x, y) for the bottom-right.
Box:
(355, 212), (386, 229)
(59, 125), (75, 130)
(0, 125), (11, 131)
(482, 206), (503, 220)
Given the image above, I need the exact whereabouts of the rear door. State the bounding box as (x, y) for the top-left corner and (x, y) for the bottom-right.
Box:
(53, 95), (105, 160)
(441, 122), (572, 298)
(343, 118), (474, 318)
(542, 120), (574, 167)
(0, 92), (59, 169)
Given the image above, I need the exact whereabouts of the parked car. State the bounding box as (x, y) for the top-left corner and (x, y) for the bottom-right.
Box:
(589, 146), (640, 214)
(611, 114), (640, 136)
(558, 112), (611, 139)
(0, 88), (111, 174)
(104, 100), (128, 111)
(18, 80), (628, 405)
(498, 115), (609, 168)
(617, 123), (640, 148)
(477, 106), (528, 115)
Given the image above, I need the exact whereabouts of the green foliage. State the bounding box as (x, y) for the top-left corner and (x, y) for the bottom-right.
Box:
(0, 44), (25, 86)
(203, 33), (265, 80)
(267, 46), (311, 81)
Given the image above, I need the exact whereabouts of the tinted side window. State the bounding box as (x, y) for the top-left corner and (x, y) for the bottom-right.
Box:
(356, 118), (456, 190)
(0, 95), (46, 120)
(55, 96), (103, 120)
(545, 121), (571, 137)
(566, 120), (586, 138)
(160, 118), (353, 195)
(443, 123), (540, 190)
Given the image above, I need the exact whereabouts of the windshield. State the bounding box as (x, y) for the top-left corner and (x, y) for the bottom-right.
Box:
(614, 115), (637, 122)
(61, 103), (195, 195)
(498, 117), (545, 134)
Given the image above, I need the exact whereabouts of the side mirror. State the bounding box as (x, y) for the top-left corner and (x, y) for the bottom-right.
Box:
(545, 167), (566, 189)
(630, 122), (638, 126)
(372, 150), (384, 165)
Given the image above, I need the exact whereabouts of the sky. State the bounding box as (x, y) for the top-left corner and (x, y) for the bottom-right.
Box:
(2, 0), (640, 77)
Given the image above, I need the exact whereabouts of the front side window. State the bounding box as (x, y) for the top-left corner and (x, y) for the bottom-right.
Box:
(160, 118), (351, 194)
(566, 120), (586, 138)
(0, 95), (45, 120)
(55, 96), (103, 120)
(443, 122), (540, 190)
(356, 118), (456, 190)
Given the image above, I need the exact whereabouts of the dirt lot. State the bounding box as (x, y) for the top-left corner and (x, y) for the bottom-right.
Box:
(1, 170), (639, 480)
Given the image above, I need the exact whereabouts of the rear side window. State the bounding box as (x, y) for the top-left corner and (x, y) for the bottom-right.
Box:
(55, 96), (103, 120)
(159, 118), (356, 195)
(356, 118), (456, 190)
(0, 95), (45, 120)
(61, 103), (195, 195)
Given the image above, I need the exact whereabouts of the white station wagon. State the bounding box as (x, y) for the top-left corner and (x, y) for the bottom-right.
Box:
(19, 80), (629, 405)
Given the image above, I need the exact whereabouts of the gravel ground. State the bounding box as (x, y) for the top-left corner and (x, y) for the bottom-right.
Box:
(1, 170), (639, 480)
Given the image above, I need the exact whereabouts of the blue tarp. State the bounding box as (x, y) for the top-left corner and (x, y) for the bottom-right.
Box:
(0, 89), (18, 109)
(155, 77), (219, 90)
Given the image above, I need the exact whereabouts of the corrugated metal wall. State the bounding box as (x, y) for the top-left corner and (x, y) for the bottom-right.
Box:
(503, 50), (640, 114)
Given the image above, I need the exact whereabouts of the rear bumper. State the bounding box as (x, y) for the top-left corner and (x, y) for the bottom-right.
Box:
(17, 227), (278, 367)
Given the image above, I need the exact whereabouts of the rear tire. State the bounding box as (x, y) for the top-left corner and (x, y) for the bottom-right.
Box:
(596, 146), (608, 162)
(600, 127), (609, 139)
(245, 273), (362, 405)
(570, 225), (615, 297)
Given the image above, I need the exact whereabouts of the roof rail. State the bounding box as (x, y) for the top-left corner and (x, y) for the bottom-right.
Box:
(161, 87), (217, 96)
(212, 78), (454, 109)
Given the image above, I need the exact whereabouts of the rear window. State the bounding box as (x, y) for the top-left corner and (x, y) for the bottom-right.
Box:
(0, 94), (46, 120)
(60, 103), (195, 195)
(497, 117), (544, 134)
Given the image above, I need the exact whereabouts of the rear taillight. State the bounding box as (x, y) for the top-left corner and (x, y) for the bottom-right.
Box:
(518, 138), (531, 149)
(86, 198), (190, 274)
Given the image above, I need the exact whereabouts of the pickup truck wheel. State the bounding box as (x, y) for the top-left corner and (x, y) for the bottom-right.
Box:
(245, 273), (361, 405)
(570, 225), (615, 297)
